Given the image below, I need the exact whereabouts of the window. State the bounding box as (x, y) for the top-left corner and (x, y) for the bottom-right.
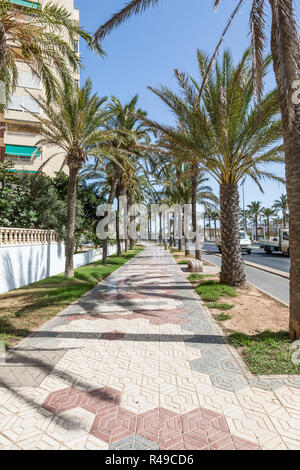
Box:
(283, 232), (289, 241)
(74, 40), (79, 53)
(17, 70), (41, 90)
(8, 94), (40, 113)
(5, 145), (41, 160)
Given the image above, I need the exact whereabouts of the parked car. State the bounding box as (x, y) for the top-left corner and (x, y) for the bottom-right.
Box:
(216, 230), (252, 255)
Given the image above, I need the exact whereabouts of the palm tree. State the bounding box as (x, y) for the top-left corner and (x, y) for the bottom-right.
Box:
(0, 0), (103, 160)
(95, 0), (300, 339)
(273, 194), (288, 229)
(211, 208), (220, 240)
(100, 95), (150, 263)
(247, 201), (263, 241)
(141, 49), (284, 286)
(26, 79), (112, 277)
(262, 207), (276, 239)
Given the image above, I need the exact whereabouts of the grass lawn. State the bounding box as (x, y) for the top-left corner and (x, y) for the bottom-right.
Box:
(213, 313), (232, 322)
(188, 273), (299, 375)
(229, 330), (300, 375)
(0, 247), (143, 348)
(196, 280), (237, 302)
(205, 302), (234, 311)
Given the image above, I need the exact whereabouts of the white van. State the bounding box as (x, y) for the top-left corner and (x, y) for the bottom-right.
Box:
(216, 230), (252, 255)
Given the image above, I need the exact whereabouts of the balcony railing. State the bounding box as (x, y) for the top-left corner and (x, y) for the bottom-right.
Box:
(0, 228), (59, 246)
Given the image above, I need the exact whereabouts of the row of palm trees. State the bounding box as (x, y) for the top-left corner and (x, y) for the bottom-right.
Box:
(2, 1), (299, 339)
(246, 195), (289, 240)
(93, 0), (300, 339)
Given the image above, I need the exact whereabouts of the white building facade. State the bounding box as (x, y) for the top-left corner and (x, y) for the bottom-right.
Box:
(3, 0), (80, 176)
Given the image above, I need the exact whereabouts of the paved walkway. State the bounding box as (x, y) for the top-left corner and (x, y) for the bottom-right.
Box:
(0, 245), (300, 450)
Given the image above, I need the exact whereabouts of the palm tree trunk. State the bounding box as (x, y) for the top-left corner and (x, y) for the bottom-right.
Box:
(116, 192), (122, 257)
(65, 165), (79, 278)
(0, 108), (6, 162)
(102, 169), (120, 264)
(219, 183), (246, 287)
(191, 169), (201, 261)
(255, 215), (258, 242)
(185, 237), (190, 257)
(159, 212), (162, 243)
(269, 0), (300, 338)
(128, 191), (135, 250)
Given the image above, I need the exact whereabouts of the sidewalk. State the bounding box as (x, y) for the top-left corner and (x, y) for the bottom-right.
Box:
(0, 245), (299, 450)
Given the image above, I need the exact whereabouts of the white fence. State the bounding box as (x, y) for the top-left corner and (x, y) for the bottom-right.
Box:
(0, 228), (119, 294)
(0, 227), (59, 246)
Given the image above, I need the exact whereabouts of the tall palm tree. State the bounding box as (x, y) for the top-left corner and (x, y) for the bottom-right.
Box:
(100, 95), (150, 263)
(95, 0), (300, 338)
(26, 79), (113, 277)
(262, 207), (276, 239)
(247, 201), (263, 241)
(141, 49), (284, 286)
(273, 194), (288, 229)
(0, 0), (103, 160)
(211, 208), (220, 240)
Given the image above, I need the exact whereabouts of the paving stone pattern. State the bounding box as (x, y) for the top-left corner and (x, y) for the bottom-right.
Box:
(0, 245), (299, 450)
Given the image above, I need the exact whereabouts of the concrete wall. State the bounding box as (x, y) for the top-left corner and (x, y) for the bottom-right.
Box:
(0, 243), (118, 294)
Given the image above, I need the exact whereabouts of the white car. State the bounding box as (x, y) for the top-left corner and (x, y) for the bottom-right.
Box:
(216, 230), (252, 255)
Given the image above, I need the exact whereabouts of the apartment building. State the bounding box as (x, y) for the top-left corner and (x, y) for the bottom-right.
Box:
(4, 0), (80, 176)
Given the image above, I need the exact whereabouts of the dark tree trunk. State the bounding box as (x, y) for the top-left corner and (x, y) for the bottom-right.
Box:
(255, 215), (258, 242)
(208, 217), (212, 240)
(128, 191), (135, 250)
(219, 183), (246, 287)
(102, 167), (120, 264)
(0, 107), (6, 163)
(159, 212), (162, 243)
(65, 165), (79, 278)
(185, 237), (190, 257)
(116, 192), (122, 257)
(191, 169), (201, 261)
(269, 0), (300, 338)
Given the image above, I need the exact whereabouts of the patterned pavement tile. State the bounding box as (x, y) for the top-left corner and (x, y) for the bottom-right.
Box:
(110, 434), (159, 450)
(91, 407), (137, 444)
(0, 245), (299, 450)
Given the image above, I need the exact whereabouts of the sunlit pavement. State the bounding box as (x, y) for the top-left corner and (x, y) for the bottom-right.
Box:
(0, 245), (299, 450)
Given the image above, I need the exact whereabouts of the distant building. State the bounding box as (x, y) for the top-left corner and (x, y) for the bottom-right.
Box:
(3, 0), (80, 176)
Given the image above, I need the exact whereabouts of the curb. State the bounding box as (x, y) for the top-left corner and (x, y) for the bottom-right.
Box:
(200, 251), (289, 307)
(201, 249), (290, 279)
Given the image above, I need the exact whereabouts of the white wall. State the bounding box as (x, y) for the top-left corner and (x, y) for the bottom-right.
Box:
(0, 243), (118, 294)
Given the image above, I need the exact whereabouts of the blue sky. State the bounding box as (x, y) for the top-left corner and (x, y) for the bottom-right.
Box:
(76, 0), (300, 208)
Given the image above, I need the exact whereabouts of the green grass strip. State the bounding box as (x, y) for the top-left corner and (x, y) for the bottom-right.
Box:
(228, 330), (300, 375)
(0, 248), (143, 347)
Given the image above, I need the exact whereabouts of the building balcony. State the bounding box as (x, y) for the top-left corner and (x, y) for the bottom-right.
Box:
(9, 0), (41, 9)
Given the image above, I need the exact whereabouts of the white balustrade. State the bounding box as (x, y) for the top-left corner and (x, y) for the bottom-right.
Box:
(0, 227), (59, 246)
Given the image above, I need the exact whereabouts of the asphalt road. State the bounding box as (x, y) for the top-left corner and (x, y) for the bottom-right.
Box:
(203, 241), (291, 274)
(200, 248), (290, 306)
